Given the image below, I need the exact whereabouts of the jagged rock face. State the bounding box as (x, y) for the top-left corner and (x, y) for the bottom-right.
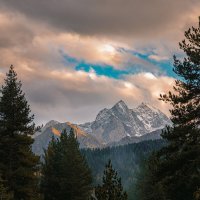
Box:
(32, 100), (171, 155)
(79, 100), (171, 144)
(133, 103), (170, 133)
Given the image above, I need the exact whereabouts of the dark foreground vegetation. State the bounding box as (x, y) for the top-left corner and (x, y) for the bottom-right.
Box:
(131, 18), (200, 200)
(0, 18), (199, 200)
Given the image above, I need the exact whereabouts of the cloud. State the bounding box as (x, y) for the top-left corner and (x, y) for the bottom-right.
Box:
(0, 14), (34, 49)
(14, 68), (174, 124)
(0, 12), (162, 74)
(0, 1), (198, 124)
(1, 0), (200, 39)
(0, 38), (174, 125)
(148, 55), (169, 62)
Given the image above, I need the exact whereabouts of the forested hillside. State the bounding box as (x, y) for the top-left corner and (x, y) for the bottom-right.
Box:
(83, 139), (166, 190)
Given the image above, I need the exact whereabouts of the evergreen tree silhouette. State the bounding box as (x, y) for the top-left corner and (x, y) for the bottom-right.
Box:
(0, 66), (39, 199)
(95, 160), (127, 200)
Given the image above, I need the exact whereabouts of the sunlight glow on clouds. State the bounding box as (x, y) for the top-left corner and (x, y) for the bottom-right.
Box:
(23, 68), (175, 124)
(148, 55), (169, 62)
(99, 44), (116, 55)
(0, 0), (199, 123)
(143, 72), (157, 80)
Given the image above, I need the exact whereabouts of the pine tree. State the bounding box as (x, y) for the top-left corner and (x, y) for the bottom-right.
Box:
(0, 66), (40, 200)
(160, 17), (200, 146)
(41, 136), (61, 200)
(95, 160), (127, 200)
(136, 18), (200, 200)
(41, 129), (92, 200)
(157, 16), (200, 200)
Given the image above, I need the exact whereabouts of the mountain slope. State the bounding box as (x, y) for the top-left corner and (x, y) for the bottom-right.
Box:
(79, 100), (171, 144)
(82, 139), (166, 189)
(32, 122), (102, 155)
(108, 129), (163, 147)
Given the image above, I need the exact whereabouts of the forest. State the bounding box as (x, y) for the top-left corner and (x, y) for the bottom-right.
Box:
(83, 140), (165, 188)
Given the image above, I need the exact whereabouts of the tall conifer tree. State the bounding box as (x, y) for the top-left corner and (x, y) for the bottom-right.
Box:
(0, 66), (39, 200)
(95, 160), (127, 200)
(157, 16), (200, 200)
(41, 129), (92, 200)
(160, 17), (200, 146)
(135, 18), (200, 200)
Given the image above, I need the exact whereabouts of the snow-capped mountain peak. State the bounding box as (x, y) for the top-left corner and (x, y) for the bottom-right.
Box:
(136, 102), (160, 114)
(79, 100), (171, 144)
(133, 102), (171, 134)
(95, 108), (109, 121)
(112, 100), (129, 114)
(32, 100), (171, 155)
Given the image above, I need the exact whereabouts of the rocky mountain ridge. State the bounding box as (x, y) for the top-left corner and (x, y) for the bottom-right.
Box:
(79, 100), (171, 144)
(32, 101), (171, 155)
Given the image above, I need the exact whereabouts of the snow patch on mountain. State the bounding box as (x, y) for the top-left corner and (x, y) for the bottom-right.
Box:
(79, 100), (171, 143)
(32, 100), (171, 155)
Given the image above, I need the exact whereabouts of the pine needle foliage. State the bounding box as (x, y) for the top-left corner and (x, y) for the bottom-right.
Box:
(41, 129), (92, 200)
(0, 66), (40, 200)
(95, 160), (127, 200)
(135, 18), (200, 200)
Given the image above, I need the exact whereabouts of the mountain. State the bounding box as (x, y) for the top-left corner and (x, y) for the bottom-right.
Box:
(79, 100), (171, 144)
(32, 101), (171, 155)
(32, 122), (102, 155)
(32, 120), (60, 138)
(108, 129), (163, 147)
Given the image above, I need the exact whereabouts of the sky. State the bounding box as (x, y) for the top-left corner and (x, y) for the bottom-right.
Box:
(0, 0), (200, 125)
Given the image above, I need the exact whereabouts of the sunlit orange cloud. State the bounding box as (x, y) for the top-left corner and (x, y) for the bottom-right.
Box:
(0, 12), (134, 73)
(0, 3), (199, 124)
(25, 67), (174, 123)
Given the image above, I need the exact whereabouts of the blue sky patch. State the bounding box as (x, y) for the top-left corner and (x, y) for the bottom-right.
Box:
(62, 50), (176, 79)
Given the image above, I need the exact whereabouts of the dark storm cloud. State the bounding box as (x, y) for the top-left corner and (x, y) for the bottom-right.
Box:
(0, 0), (199, 37)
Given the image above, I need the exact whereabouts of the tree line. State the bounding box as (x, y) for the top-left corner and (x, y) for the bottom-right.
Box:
(0, 17), (199, 200)
(83, 139), (165, 190)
